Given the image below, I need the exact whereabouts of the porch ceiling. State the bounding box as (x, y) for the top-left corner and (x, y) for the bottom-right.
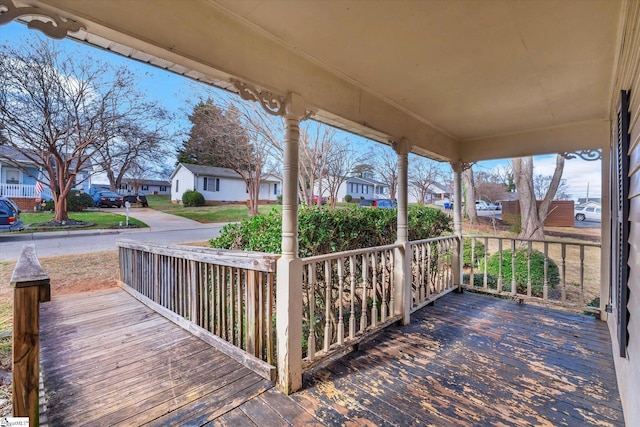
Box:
(26, 0), (622, 162)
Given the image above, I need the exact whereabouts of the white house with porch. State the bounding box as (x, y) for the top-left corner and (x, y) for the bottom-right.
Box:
(170, 163), (281, 204)
(0, 145), (90, 208)
(2, 1), (640, 425)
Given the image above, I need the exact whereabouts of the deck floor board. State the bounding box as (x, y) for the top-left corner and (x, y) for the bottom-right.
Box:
(40, 288), (623, 426)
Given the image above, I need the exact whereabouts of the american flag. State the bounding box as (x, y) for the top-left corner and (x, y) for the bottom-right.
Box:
(35, 181), (43, 194)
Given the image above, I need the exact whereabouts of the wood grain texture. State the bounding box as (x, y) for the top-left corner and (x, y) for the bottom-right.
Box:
(290, 291), (624, 426)
(39, 288), (292, 426)
(40, 288), (622, 426)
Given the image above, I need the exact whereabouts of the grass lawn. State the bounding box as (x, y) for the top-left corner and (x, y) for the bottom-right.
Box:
(146, 195), (282, 223)
(20, 211), (147, 231)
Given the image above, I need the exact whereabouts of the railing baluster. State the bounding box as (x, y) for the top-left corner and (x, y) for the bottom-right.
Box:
(420, 244), (426, 301)
(371, 253), (378, 328)
(307, 263), (316, 361)
(483, 237), (489, 290)
(527, 241), (532, 297)
(388, 250), (395, 321)
(498, 239), (503, 293)
(381, 250), (388, 322)
(511, 239), (517, 296)
(347, 255), (355, 340)
(426, 242), (432, 297)
(337, 258), (345, 345)
(580, 245), (585, 308)
(470, 237), (475, 288)
(324, 260), (332, 352)
(561, 243), (567, 303)
(360, 253), (368, 333)
(543, 242), (549, 301)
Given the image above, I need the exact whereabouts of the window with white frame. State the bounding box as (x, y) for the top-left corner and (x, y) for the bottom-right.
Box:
(203, 177), (220, 192)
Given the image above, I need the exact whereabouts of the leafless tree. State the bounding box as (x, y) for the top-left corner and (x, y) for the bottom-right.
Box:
(533, 174), (569, 200)
(298, 124), (334, 206)
(93, 124), (171, 192)
(0, 37), (165, 222)
(371, 145), (399, 200)
(178, 99), (272, 216)
(475, 171), (509, 204)
(513, 155), (565, 240)
(323, 139), (363, 208)
(408, 156), (444, 205)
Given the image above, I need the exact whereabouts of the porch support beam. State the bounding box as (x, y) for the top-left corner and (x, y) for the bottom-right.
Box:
(451, 161), (467, 290)
(276, 92), (306, 394)
(600, 146), (611, 321)
(392, 138), (411, 324)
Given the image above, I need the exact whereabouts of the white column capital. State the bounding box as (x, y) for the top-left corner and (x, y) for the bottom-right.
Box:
(391, 138), (412, 156)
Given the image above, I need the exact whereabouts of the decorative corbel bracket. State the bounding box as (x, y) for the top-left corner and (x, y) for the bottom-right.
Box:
(561, 149), (602, 161)
(450, 161), (474, 173)
(230, 79), (314, 120)
(0, 0), (85, 39)
(231, 79), (287, 116)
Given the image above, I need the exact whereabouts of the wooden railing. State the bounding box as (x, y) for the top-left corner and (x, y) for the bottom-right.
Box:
(461, 235), (602, 313)
(117, 240), (279, 379)
(409, 235), (459, 312)
(10, 244), (51, 425)
(300, 244), (401, 368)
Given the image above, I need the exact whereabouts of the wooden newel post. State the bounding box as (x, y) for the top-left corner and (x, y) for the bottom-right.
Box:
(10, 244), (51, 426)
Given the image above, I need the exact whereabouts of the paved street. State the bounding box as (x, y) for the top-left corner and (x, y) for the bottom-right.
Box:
(0, 208), (226, 261)
(476, 209), (601, 229)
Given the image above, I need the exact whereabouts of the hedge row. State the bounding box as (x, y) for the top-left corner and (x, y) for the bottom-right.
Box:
(210, 205), (452, 257)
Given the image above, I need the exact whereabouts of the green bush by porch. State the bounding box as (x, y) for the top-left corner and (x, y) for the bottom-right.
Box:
(210, 205), (452, 257)
(484, 249), (559, 296)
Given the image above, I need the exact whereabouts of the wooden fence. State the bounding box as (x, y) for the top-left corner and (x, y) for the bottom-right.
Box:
(117, 240), (279, 379)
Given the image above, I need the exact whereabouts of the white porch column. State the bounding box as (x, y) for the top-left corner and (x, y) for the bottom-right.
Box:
(600, 147), (611, 321)
(276, 92), (305, 394)
(450, 162), (465, 290)
(392, 139), (411, 324)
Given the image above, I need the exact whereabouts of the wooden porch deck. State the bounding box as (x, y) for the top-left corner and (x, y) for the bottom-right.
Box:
(39, 289), (624, 426)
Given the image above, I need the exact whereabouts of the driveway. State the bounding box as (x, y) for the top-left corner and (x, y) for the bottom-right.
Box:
(114, 206), (209, 232)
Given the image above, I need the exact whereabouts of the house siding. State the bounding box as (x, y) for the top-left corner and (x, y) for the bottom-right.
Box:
(171, 166), (196, 202)
(609, 2), (640, 426)
(171, 164), (280, 203)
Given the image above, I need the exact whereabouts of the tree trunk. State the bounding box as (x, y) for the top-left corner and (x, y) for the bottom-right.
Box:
(462, 168), (477, 224)
(512, 156), (564, 240)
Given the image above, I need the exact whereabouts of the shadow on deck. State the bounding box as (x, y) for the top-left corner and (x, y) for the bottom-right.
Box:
(40, 289), (624, 426)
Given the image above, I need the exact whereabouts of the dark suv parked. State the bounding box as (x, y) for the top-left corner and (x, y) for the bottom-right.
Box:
(122, 194), (149, 208)
(93, 191), (123, 208)
(0, 196), (24, 232)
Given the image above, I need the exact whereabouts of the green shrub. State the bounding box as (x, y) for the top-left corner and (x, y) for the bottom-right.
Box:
(463, 238), (485, 268)
(210, 205), (452, 257)
(276, 194), (283, 205)
(484, 248), (559, 296)
(344, 194), (352, 203)
(463, 273), (498, 289)
(41, 190), (93, 212)
(68, 190), (95, 211)
(182, 190), (205, 207)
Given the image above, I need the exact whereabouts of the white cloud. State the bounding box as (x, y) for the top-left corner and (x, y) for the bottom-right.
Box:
(532, 155), (602, 199)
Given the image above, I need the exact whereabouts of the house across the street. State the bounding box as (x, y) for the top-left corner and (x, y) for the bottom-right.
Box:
(117, 178), (171, 196)
(170, 163), (281, 204)
(0, 146), (91, 210)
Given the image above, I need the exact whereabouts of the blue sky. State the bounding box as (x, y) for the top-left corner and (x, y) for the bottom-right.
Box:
(1, 21), (602, 200)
